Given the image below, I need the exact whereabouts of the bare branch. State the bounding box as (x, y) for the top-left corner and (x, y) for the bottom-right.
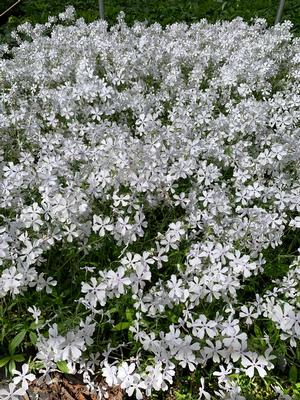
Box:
(0, 0), (22, 19)
(275, 0), (286, 24)
(99, 0), (105, 20)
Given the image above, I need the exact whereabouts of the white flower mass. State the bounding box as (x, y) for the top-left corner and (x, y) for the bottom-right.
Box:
(0, 6), (299, 399)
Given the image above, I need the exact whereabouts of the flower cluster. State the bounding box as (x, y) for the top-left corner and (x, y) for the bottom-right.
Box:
(0, 7), (299, 399)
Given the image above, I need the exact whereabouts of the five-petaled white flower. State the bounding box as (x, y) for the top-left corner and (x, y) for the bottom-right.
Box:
(12, 364), (36, 390)
(241, 352), (268, 378)
(0, 383), (26, 400)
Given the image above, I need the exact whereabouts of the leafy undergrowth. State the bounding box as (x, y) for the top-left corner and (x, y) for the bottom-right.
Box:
(1, 0), (300, 44)
(0, 8), (300, 400)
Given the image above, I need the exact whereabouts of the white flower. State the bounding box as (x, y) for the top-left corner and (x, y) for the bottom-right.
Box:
(102, 363), (118, 387)
(61, 331), (86, 361)
(241, 352), (268, 378)
(175, 335), (200, 371)
(126, 374), (147, 399)
(58, 5), (76, 21)
(1, 267), (23, 296)
(12, 364), (36, 390)
(34, 273), (57, 294)
(153, 247), (168, 269)
(0, 383), (26, 400)
(168, 221), (186, 240)
(1, 10), (300, 395)
(81, 277), (107, 307)
(222, 327), (248, 360)
(105, 266), (131, 296)
(198, 377), (211, 400)
(28, 305), (41, 324)
(160, 232), (180, 252)
(187, 315), (217, 340)
(144, 363), (164, 391)
(239, 305), (259, 325)
(19, 203), (43, 232)
(129, 262), (151, 293)
(92, 215), (114, 236)
(213, 364), (233, 383)
(202, 339), (223, 363)
(289, 216), (300, 229)
(167, 275), (189, 302)
(115, 216), (133, 237)
(117, 362), (136, 389)
(112, 193), (131, 207)
(63, 224), (80, 242)
(227, 251), (257, 278)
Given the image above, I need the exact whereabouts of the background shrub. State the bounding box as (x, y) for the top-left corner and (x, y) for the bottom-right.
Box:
(1, 0), (300, 44)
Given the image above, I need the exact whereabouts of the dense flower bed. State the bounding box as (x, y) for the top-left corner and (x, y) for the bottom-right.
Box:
(0, 7), (300, 399)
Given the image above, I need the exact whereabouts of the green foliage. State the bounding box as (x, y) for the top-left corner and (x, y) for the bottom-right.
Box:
(0, 329), (26, 376)
(56, 360), (69, 374)
(1, 0), (300, 45)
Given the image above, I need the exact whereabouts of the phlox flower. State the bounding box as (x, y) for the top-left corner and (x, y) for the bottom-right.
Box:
(289, 216), (300, 229)
(34, 273), (57, 294)
(213, 364), (233, 383)
(187, 314), (217, 339)
(28, 305), (41, 324)
(167, 275), (189, 302)
(202, 339), (224, 363)
(126, 374), (147, 399)
(0, 383), (26, 400)
(61, 331), (85, 361)
(117, 362), (136, 389)
(241, 352), (268, 378)
(92, 215), (114, 236)
(1, 8), (300, 398)
(198, 377), (211, 400)
(81, 277), (107, 307)
(102, 363), (118, 386)
(12, 364), (36, 390)
(1, 266), (23, 297)
(239, 305), (259, 325)
(105, 266), (131, 296)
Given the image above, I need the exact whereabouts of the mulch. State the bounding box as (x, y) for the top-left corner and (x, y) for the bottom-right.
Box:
(22, 372), (124, 400)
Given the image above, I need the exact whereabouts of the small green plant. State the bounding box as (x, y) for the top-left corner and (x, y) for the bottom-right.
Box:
(0, 330), (26, 376)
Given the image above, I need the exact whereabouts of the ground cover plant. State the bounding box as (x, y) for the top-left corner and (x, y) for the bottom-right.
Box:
(0, 6), (300, 399)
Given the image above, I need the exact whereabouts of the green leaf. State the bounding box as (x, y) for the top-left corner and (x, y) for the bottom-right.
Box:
(253, 324), (262, 337)
(8, 359), (16, 375)
(289, 365), (298, 383)
(125, 308), (133, 322)
(222, 2), (228, 11)
(9, 329), (27, 355)
(296, 347), (300, 362)
(12, 354), (25, 362)
(57, 360), (69, 374)
(29, 331), (37, 345)
(112, 321), (131, 331)
(294, 382), (300, 395)
(29, 321), (43, 330)
(0, 356), (11, 368)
